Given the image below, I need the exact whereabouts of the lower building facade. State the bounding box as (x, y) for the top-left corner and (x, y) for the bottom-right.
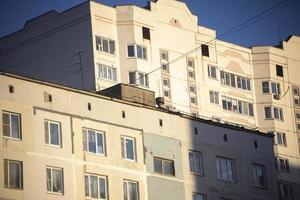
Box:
(0, 72), (284, 199)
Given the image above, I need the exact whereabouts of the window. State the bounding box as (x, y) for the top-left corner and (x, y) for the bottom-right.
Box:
(85, 174), (107, 199)
(98, 64), (117, 81)
(123, 180), (139, 200)
(187, 58), (195, 79)
(82, 129), (105, 155)
(153, 157), (175, 176)
(209, 91), (219, 104)
(208, 65), (217, 79)
(190, 96), (197, 105)
(222, 96), (254, 117)
(161, 50), (169, 73)
(264, 106), (283, 120)
(190, 85), (196, 93)
(221, 71), (251, 91)
(129, 71), (149, 87)
(276, 65), (283, 77)
(142, 27), (150, 40)
(220, 71), (235, 87)
(262, 81), (270, 93)
(252, 163), (267, 188)
(163, 78), (170, 87)
(46, 167), (64, 194)
(127, 44), (147, 60)
(279, 183), (293, 199)
(121, 136), (136, 161)
(201, 44), (209, 57)
(293, 86), (299, 96)
(236, 75), (251, 90)
(96, 36), (115, 55)
(44, 120), (62, 147)
(189, 151), (204, 175)
(4, 160), (23, 189)
(275, 132), (287, 146)
(276, 158), (289, 172)
(262, 81), (281, 97)
(2, 111), (21, 139)
(193, 193), (205, 200)
(216, 156), (236, 182)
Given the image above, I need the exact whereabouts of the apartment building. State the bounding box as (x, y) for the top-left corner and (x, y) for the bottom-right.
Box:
(0, 72), (279, 200)
(0, 0), (300, 199)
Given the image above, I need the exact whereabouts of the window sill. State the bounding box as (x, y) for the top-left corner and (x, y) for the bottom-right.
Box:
(254, 185), (268, 190)
(122, 158), (136, 162)
(153, 172), (175, 177)
(47, 191), (64, 196)
(217, 178), (236, 183)
(97, 77), (117, 83)
(3, 136), (21, 141)
(96, 50), (116, 57)
(84, 151), (106, 157)
(4, 187), (23, 190)
(45, 144), (61, 148)
(190, 172), (204, 177)
(208, 77), (218, 81)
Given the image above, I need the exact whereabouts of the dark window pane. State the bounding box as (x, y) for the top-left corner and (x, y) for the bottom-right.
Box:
(154, 158), (162, 173)
(109, 40), (115, 54)
(142, 27), (151, 40)
(99, 177), (106, 198)
(88, 131), (96, 153)
(127, 45), (135, 57)
(276, 65), (283, 77)
(102, 39), (109, 53)
(137, 45), (143, 59)
(125, 139), (134, 160)
(50, 123), (59, 145)
(201, 44), (209, 57)
(11, 114), (20, 139)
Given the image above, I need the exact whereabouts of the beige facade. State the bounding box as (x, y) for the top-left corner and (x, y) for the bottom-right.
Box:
(0, 0), (300, 199)
(0, 73), (278, 200)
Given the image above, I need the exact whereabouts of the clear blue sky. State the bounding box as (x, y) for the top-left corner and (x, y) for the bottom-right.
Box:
(0, 0), (299, 47)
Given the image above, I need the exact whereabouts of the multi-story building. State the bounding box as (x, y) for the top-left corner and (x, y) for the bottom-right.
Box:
(0, 72), (278, 200)
(0, 0), (300, 199)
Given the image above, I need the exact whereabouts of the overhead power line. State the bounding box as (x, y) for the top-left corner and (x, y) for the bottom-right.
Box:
(129, 0), (296, 84)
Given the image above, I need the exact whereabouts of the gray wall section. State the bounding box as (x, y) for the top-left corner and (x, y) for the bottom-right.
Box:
(144, 132), (185, 200)
(147, 176), (185, 200)
(0, 2), (96, 90)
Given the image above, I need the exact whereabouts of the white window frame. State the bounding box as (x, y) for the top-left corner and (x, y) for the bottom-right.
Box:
(121, 136), (136, 161)
(96, 36), (115, 55)
(83, 128), (106, 156)
(123, 180), (139, 200)
(190, 96), (197, 105)
(209, 91), (219, 105)
(187, 58), (195, 79)
(274, 132), (287, 146)
(45, 120), (62, 147)
(264, 106), (284, 121)
(216, 156), (236, 182)
(189, 151), (204, 176)
(262, 81), (281, 96)
(252, 163), (267, 188)
(276, 158), (289, 172)
(208, 64), (217, 79)
(127, 44), (147, 60)
(153, 157), (175, 176)
(2, 111), (21, 140)
(4, 159), (23, 189)
(128, 71), (149, 88)
(46, 166), (64, 194)
(84, 174), (108, 200)
(98, 64), (117, 81)
(222, 96), (254, 117)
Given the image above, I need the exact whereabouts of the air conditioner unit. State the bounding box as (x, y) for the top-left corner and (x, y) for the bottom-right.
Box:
(273, 94), (280, 100)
